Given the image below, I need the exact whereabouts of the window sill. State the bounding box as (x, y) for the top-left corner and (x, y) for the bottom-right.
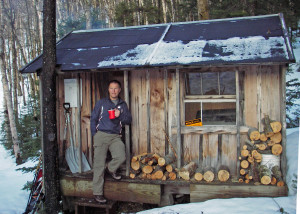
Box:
(174, 125), (249, 134)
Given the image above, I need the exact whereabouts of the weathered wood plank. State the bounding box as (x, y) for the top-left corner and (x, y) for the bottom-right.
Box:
(124, 70), (130, 176)
(183, 134), (200, 164)
(190, 184), (287, 202)
(60, 177), (161, 204)
(167, 70), (178, 156)
(149, 69), (165, 155)
(176, 69), (182, 168)
(130, 70), (148, 155)
(202, 134), (218, 168)
(244, 66), (258, 128)
(221, 134), (237, 177)
(261, 66), (281, 121)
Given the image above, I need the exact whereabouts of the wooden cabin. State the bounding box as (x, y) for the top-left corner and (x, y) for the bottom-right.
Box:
(20, 13), (295, 208)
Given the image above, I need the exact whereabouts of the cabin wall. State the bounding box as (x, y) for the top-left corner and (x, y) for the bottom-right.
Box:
(57, 64), (286, 179)
(129, 65), (286, 179)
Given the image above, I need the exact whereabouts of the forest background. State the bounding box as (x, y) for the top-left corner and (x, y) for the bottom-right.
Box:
(0, 0), (299, 190)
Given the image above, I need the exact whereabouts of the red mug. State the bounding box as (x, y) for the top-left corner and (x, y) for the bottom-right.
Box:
(108, 109), (115, 119)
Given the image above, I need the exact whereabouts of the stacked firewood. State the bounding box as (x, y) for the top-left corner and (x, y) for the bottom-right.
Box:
(239, 115), (284, 186)
(130, 153), (231, 183)
(130, 153), (177, 180)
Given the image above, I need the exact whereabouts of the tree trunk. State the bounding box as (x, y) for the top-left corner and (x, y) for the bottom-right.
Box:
(197, 0), (209, 20)
(42, 0), (60, 212)
(0, 0), (21, 162)
(158, 154), (176, 166)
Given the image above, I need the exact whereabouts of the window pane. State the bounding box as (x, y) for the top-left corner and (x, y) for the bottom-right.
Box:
(185, 103), (202, 121)
(220, 71), (236, 95)
(202, 72), (218, 95)
(185, 102), (236, 125)
(185, 73), (202, 95)
(202, 102), (236, 125)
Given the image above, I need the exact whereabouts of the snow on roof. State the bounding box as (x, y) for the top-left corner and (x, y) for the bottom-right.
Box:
(20, 13), (295, 74)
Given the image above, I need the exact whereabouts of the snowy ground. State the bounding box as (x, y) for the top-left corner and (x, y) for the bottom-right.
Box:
(138, 128), (299, 214)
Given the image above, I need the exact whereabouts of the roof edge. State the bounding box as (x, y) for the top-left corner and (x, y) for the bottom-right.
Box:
(73, 14), (281, 34)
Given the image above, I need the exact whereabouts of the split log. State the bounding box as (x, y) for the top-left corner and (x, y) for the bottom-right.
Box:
(217, 166), (230, 182)
(251, 150), (262, 162)
(270, 177), (277, 185)
(168, 171), (177, 180)
(260, 132), (268, 142)
(152, 153), (161, 161)
(240, 168), (248, 175)
(129, 169), (141, 179)
(148, 158), (158, 166)
(166, 163), (176, 173)
(271, 165), (284, 187)
(158, 154), (176, 167)
(240, 160), (249, 169)
(241, 149), (249, 157)
(141, 164), (154, 174)
(244, 179), (250, 184)
(140, 153), (156, 164)
(131, 152), (149, 162)
(178, 162), (197, 181)
(245, 173), (253, 180)
(245, 139), (255, 148)
(247, 155), (255, 164)
(262, 115), (274, 138)
(238, 176), (244, 183)
(152, 166), (165, 180)
(270, 121), (282, 133)
(138, 173), (147, 179)
(248, 127), (260, 141)
(267, 140), (276, 147)
(203, 167), (215, 183)
(131, 161), (140, 171)
(258, 165), (272, 185)
(194, 168), (203, 181)
(271, 144), (283, 156)
(270, 132), (282, 144)
(256, 142), (268, 151)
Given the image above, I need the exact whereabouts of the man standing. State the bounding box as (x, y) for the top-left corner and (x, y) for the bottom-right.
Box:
(90, 80), (132, 203)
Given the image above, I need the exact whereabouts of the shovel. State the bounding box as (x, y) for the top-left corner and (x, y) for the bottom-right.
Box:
(64, 103), (91, 173)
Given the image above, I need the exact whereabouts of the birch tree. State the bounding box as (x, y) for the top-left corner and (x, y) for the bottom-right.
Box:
(0, 0), (21, 162)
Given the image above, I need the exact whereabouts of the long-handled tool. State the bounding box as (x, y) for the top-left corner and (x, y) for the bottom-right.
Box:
(64, 103), (91, 173)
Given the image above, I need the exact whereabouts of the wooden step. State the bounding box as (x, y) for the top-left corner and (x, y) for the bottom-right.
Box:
(74, 197), (116, 214)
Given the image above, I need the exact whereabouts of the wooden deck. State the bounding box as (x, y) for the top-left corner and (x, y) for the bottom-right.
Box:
(60, 171), (288, 206)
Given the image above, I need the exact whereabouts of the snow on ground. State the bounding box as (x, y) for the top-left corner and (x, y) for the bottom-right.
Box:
(0, 144), (36, 214)
(138, 128), (299, 214)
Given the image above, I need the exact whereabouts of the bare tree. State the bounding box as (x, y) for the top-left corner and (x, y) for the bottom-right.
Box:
(0, 0), (21, 162)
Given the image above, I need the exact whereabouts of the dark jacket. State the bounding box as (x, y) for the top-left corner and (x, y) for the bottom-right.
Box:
(90, 97), (132, 136)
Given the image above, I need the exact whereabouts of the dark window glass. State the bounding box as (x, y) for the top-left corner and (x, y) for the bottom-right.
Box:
(220, 72), (236, 95)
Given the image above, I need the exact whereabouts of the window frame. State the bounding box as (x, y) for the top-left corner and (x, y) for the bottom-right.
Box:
(184, 70), (238, 126)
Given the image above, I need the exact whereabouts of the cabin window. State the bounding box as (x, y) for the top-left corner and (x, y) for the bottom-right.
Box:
(185, 71), (236, 125)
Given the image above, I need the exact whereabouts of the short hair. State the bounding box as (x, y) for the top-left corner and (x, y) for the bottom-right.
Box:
(108, 80), (122, 88)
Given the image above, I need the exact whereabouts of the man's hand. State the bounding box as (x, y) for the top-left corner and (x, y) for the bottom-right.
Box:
(114, 108), (120, 118)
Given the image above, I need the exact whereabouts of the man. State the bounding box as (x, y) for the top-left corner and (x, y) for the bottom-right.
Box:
(90, 80), (132, 203)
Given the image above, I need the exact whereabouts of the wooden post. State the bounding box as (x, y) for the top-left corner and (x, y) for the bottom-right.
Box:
(77, 75), (82, 173)
(235, 70), (240, 180)
(124, 70), (130, 176)
(146, 69), (151, 153)
(176, 68), (181, 169)
(41, 0), (60, 212)
(279, 65), (287, 179)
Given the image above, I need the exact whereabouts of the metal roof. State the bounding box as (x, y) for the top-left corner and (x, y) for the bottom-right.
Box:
(20, 13), (295, 74)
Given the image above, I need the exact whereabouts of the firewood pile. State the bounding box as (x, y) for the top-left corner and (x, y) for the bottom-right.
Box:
(239, 115), (284, 186)
(130, 153), (231, 182)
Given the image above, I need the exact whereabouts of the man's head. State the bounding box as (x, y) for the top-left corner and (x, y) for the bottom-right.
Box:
(108, 80), (121, 100)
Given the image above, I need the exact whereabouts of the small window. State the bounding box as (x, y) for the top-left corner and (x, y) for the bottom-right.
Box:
(185, 71), (236, 126)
